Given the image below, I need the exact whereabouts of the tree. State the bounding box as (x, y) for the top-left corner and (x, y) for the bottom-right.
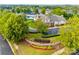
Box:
(52, 7), (65, 16)
(32, 7), (39, 14)
(51, 7), (71, 19)
(7, 14), (28, 43)
(0, 11), (12, 39)
(60, 25), (79, 51)
(41, 8), (46, 14)
(35, 19), (48, 34)
(15, 7), (21, 13)
(26, 8), (32, 13)
(64, 13), (73, 20)
(68, 15), (79, 25)
(72, 7), (78, 14)
(0, 10), (29, 43)
(60, 15), (79, 51)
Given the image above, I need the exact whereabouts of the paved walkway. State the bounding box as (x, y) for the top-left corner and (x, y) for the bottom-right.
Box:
(0, 35), (13, 55)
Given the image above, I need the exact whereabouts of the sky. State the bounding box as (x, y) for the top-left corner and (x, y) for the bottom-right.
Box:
(0, 0), (79, 5)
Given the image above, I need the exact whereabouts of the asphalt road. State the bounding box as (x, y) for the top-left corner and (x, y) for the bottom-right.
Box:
(0, 35), (13, 55)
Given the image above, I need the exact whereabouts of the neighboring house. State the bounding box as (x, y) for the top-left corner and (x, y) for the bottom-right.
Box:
(38, 8), (51, 14)
(45, 8), (51, 14)
(65, 9), (73, 14)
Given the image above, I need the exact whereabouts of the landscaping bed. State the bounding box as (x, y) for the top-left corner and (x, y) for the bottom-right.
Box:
(25, 39), (63, 50)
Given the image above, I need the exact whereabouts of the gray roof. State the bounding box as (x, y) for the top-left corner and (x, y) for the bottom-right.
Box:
(40, 14), (66, 24)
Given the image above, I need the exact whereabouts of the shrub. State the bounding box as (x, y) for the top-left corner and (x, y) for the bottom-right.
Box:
(35, 19), (48, 34)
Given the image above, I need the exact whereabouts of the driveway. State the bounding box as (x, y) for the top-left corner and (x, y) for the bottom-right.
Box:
(0, 35), (13, 55)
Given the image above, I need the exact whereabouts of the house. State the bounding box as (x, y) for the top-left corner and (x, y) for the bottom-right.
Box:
(25, 11), (66, 27)
(33, 14), (66, 27)
(45, 8), (51, 14)
(65, 9), (73, 14)
(39, 14), (66, 27)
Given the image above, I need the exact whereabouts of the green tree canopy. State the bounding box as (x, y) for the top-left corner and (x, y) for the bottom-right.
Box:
(68, 15), (79, 25)
(52, 7), (65, 16)
(60, 25), (79, 51)
(32, 7), (39, 14)
(35, 19), (48, 34)
(0, 10), (29, 43)
(41, 8), (46, 14)
(7, 14), (28, 42)
(60, 15), (79, 51)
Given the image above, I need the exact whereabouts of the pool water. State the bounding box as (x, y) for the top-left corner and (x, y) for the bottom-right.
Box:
(47, 27), (59, 35)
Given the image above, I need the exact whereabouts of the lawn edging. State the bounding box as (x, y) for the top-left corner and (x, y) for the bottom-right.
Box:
(6, 39), (16, 55)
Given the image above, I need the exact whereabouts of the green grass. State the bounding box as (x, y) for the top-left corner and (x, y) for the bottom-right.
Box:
(10, 40), (54, 55)
(9, 33), (62, 55)
(26, 33), (61, 41)
(9, 33), (61, 55)
(27, 33), (43, 40)
(50, 36), (61, 43)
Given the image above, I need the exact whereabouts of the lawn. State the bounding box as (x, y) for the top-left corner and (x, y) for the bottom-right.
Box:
(26, 33), (61, 42)
(27, 33), (43, 39)
(9, 33), (62, 55)
(50, 36), (61, 43)
(10, 40), (54, 55)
